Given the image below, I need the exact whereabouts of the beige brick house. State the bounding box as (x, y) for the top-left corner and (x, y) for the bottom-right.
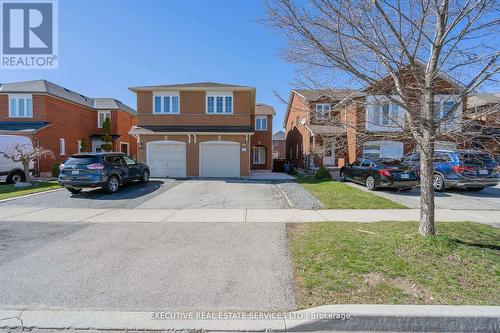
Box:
(129, 82), (274, 178)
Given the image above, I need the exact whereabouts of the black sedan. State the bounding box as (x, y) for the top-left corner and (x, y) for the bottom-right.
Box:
(58, 153), (150, 194)
(340, 158), (419, 190)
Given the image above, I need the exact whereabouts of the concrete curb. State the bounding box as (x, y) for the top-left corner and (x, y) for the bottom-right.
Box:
(0, 305), (498, 332)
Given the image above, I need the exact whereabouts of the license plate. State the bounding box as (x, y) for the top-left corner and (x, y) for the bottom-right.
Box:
(479, 169), (488, 175)
(401, 173), (410, 179)
(71, 170), (79, 175)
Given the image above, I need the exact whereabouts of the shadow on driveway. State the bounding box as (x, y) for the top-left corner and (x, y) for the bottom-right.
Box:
(69, 180), (165, 200)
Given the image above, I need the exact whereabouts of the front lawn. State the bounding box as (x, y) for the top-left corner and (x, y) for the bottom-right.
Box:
(288, 222), (500, 307)
(0, 181), (60, 200)
(296, 176), (406, 209)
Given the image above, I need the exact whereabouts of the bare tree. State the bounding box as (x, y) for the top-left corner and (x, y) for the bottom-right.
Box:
(0, 144), (55, 184)
(265, 0), (499, 235)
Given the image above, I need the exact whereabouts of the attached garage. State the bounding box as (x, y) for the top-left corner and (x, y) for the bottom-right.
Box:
(146, 141), (186, 178)
(200, 141), (240, 178)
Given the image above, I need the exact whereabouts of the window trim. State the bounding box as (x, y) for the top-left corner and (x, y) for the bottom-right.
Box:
(315, 103), (331, 119)
(120, 141), (130, 155)
(253, 146), (266, 164)
(77, 140), (81, 154)
(60, 138), (66, 156)
(255, 116), (268, 131)
(97, 111), (111, 128)
(8, 94), (33, 118)
(152, 92), (180, 114)
(206, 92), (233, 114)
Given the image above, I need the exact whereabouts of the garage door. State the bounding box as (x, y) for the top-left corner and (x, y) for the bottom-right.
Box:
(147, 141), (186, 178)
(200, 141), (240, 178)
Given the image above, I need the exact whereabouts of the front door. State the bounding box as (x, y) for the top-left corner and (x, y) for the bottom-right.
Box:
(323, 138), (335, 166)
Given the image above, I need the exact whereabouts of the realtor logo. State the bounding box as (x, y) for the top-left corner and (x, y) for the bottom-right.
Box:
(1, 0), (58, 69)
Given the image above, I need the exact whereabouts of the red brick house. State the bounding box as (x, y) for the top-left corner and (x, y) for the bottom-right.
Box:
(0, 80), (137, 176)
(272, 130), (285, 159)
(129, 82), (274, 178)
(285, 70), (466, 169)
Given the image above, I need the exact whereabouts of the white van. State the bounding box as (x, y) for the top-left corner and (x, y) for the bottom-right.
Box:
(0, 134), (34, 183)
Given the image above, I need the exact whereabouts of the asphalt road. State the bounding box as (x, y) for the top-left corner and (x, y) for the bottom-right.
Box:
(0, 221), (296, 311)
(346, 183), (500, 210)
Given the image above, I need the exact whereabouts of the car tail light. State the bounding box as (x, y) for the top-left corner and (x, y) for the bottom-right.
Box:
(87, 163), (105, 170)
(378, 169), (392, 177)
(59, 164), (65, 171)
(452, 165), (474, 174)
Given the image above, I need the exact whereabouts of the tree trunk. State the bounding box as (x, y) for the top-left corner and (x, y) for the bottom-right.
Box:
(22, 159), (31, 184)
(419, 148), (435, 235)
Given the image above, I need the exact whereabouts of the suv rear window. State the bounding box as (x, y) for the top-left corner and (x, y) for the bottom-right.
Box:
(65, 155), (99, 165)
(458, 152), (494, 165)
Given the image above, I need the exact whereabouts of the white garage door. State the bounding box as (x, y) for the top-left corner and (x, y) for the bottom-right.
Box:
(147, 141), (186, 178)
(200, 141), (240, 178)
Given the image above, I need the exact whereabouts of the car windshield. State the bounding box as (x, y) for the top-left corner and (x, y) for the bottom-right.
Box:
(65, 155), (98, 165)
(458, 152), (494, 165)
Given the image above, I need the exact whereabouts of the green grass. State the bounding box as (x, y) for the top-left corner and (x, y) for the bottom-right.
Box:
(0, 181), (60, 200)
(295, 176), (406, 209)
(288, 222), (500, 307)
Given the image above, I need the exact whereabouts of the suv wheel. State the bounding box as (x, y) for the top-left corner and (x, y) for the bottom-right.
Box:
(141, 170), (150, 183)
(365, 176), (376, 191)
(7, 171), (25, 184)
(105, 176), (120, 194)
(433, 174), (445, 192)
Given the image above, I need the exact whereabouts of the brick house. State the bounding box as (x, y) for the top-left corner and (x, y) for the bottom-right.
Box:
(284, 89), (357, 169)
(285, 69), (466, 168)
(0, 80), (137, 176)
(272, 130), (285, 159)
(129, 82), (274, 178)
(466, 93), (500, 158)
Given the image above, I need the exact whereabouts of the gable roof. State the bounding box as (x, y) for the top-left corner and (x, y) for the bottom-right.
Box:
(272, 130), (285, 140)
(255, 103), (276, 115)
(129, 82), (254, 92)
(0, 80), (136, 115)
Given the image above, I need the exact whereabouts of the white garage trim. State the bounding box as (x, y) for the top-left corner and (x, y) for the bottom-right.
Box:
(199, 141), (240, 178)
(146, 140), (187, 178)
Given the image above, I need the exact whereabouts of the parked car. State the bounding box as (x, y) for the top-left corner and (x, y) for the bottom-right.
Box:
(0, 134), (34, 184)
(340, 158), (419, 190)
(58, 152), (149, 194)
(402, 150), (500, 192)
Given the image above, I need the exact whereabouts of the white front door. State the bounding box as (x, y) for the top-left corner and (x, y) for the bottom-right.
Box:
(200, 141), (240, 178)
(147, 141), (186, 178)
(323, 138), (335, 166)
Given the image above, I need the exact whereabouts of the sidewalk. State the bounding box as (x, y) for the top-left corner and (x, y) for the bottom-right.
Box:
(0, 206), (498, 225)
(1, 305), (498, 332)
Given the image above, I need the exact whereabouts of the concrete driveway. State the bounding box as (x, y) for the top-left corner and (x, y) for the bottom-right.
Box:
(0, 220), (295, 311)
(0, 179), (289, 209)
(346, 182), (500, 210)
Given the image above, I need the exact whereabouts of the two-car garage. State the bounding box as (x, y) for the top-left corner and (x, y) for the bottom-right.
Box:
(146, 140), (241, 178)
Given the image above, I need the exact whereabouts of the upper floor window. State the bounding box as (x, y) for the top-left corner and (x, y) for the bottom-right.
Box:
(153, 93), (180, 114)
(371, 102), (398, 126)
(206, 93), (233, 114)
(98, 111), (111, 128)
(315, 103), (331, 119)
(9, 94), (33, 118)
(434, 98), (457, 120)
(255, 116), (268, 131)
(365, 96), (403, 132)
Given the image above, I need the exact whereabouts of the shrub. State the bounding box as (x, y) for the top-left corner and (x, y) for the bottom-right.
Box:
(315, 166), (331, 180)
(51, 163), (60, 178)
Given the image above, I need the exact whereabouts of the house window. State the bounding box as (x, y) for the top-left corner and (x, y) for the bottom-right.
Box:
(60, 138), (66, 156)
(253, 146), (265, 164)
(9, 95), (33, 118)
(371, 102), (398, 126)
(206, 93), (233, 114)
(434, 99), (457, 120)
(255, 116), (268, 131)
(98, 111), (111, 128)
(153, 93), (180, 114)
(363, 141), (403, 160)
(315, 103), (331, 119)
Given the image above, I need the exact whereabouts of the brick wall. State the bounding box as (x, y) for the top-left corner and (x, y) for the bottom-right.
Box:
(250, 114), (273, 170)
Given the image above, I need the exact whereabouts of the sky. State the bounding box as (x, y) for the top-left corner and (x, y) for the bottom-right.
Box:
(0, 0), (298, 131)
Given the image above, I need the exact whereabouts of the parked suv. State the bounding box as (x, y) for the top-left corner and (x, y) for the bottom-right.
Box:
(58, 153), (150, 194)
(402, 150), (500, 191)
